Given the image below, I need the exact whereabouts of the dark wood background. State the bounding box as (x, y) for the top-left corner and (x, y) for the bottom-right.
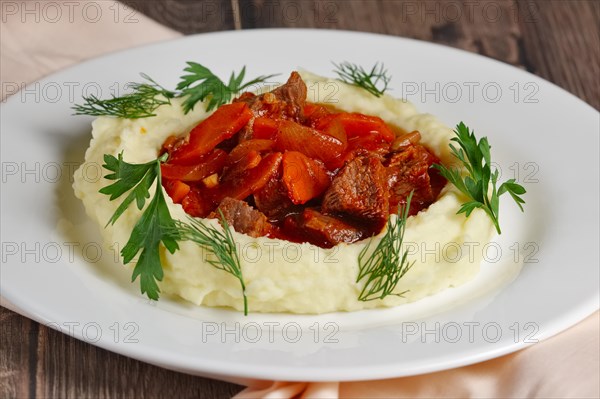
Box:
(1, 1), (598, 398)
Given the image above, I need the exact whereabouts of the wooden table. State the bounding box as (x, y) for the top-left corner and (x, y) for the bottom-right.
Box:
(1, 1), (598, 398)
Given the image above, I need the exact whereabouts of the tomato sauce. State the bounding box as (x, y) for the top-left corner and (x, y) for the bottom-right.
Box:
(160, 72), (446, 248)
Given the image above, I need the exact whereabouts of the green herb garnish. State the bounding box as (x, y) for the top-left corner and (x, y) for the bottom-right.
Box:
(73, 75), (175, 119)
(99, 154), (249, 312)
(357, 191), (415, 301)
(74, 64), (276, 118)
(174, 213), (248, 315)
(100, 152), (179, 300)
(177, 63), (277, 113)
(332, 61), (390, 97)
(432, 122), (526, 234)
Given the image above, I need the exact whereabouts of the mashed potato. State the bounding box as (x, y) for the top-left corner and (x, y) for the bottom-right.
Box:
(73, 72), (494, 314)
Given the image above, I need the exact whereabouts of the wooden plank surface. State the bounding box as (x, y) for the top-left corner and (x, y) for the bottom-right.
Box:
(1, 1), (598, 398)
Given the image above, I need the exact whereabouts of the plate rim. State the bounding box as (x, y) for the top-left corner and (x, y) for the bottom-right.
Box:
(1, 28), (598, 382)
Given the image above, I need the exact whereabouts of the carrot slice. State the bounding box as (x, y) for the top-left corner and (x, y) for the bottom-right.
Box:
(163, 179), (190, 204)
(161, 149), (227, 182)
(252, 117), (278, 140)
(282, 151), (331, 204)
(170, 103), (253, 165)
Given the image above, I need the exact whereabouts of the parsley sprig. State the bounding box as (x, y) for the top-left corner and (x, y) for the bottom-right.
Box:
(74, 64), (276, 118)
(357, 192), (415, 301)
(432, 122), (526, 234)
(100, 153), (179, 300)
(99, 153), (249, 311)
(178, 63), (277, 113)
(332, 61), (390, 97)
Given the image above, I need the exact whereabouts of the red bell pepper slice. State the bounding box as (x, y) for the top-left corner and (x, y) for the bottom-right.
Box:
(275, 120), (345, 166)
(318, 112), (395, 142)
(161, 149), (227, 182)
(227, 139), (274, 164)
(347, 134), (389, 153)
(221, 150), (262, 183)
(304, 103), (332, 123)
(181, 187), (213, 218)
(169, 102), (253, 165)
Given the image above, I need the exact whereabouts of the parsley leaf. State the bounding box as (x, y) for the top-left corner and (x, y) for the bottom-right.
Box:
(432, 122), (527, 234)
(100, 152), (179, 300)
(177, 62), (278, 113)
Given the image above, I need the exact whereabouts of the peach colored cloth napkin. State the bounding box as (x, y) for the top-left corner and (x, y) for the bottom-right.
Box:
(236, 312), (600, 398)
(2, 2), (598, 398)
(0, 0), (179, 100)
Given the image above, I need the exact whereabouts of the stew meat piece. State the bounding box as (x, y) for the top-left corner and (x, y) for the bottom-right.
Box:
(284, 209), (365, 248)
(253, 172), (298, 220)
(322, 154), (389, 230)
(210, 197), (272, 238)
(386, 144), (440, 215)
(236, 71), (307, 122)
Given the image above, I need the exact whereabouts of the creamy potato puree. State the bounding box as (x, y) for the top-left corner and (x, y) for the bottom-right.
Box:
(73, 72), (494, 314)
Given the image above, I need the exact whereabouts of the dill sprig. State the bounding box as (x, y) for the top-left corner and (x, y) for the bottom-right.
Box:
(74, 64), (276, 118)
(357, 191), (415, 301)
(73, 74), (175, 119)
(175, 213), (248, 315)
(332, 61), (390, 97)
(432, 122), (526, 234)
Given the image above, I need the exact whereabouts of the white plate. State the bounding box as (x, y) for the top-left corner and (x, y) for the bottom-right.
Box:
(1, 29), (598, 382)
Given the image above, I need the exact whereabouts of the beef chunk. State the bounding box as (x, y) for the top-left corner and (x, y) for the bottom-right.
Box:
(285, 209), (365, 248)
(235, 72), (307, 122)
(253, 173), (298, 220)
(210, 197), (271, 238)
(386, 144), (440, 215)
(322, 154), (389, 229)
